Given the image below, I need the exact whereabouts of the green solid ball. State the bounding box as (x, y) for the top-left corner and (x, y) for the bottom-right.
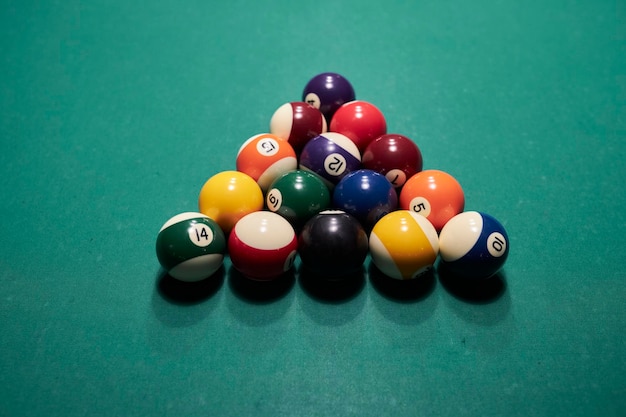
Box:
(265, 170), (331, 230)
(156, 212), (226, 282)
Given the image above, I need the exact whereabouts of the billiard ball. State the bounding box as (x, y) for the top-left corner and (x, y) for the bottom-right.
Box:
(236, 133), (297, 191)
(369, 210), (439, 280)
(438, 211), (509, 279)
(329, 100), (387, 152)
(299, 132), (361, 188)
(302, 72), (356, 122)
(361, 134), (423, 189)
(228, 211), (298, 280)
(198, 170), (264, 234)
(265, 170), (331, 231)
(298, 210), (368, 279)
(269, 101), (327, 155)
(156, 212), (226, 282)
(399, 169), (465, 232)
(332, 169), (398, 230)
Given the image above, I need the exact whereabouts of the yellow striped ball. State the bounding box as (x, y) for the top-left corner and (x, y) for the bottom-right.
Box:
(369, 210), (439, 280)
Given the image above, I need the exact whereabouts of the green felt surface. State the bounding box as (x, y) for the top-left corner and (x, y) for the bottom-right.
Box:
(1, 1), (625, 416)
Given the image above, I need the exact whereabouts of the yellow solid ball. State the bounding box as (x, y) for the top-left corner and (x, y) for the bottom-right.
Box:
(198, 171), (264, 234)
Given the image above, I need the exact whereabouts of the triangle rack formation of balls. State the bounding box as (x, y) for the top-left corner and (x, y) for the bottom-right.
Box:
(155, 72), (510, 295)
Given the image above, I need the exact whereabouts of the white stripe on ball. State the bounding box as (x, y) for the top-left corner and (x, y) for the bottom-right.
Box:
(438, 211), (483, 262)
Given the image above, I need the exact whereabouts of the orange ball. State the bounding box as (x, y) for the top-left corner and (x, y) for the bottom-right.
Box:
(399, 169), (465, 232)
(236, 133), (297, 191)
(198, 171), (264, 234)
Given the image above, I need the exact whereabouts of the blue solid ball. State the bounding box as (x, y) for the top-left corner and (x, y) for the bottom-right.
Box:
(438, 211), (510, 279)
(332, 169), (398, 229)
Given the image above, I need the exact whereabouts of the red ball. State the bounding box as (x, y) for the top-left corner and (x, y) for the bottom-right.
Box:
(228, 211), (298, 280)
(361, 134), (423, 189)
(269, 102), (327, 155)
(329, 100), (387, 152)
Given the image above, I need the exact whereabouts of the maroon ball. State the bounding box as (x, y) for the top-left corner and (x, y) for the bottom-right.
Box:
(361, 134), (423, 189)
(270, 102), (327, 155)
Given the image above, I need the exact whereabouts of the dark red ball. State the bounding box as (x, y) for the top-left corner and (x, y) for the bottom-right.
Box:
(361, 134), (423, 189)
(269, 102), (327, 155)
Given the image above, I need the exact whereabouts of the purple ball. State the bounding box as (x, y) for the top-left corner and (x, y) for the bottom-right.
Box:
(299, 132), (362, 189)
(302, 72), (356, 121)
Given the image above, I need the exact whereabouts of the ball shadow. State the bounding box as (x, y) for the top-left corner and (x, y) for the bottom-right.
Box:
(298, 264), (366, 303)
(368, 263), (436, 302)
(151, 268), (224, 330)
(367, 261), (438, 326)
(156, 267), (225, 305)
(228, 266), (295, 304)
(437, 262), (506, 304)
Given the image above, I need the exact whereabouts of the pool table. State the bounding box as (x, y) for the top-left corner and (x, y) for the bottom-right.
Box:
(1, 1), (625, 416)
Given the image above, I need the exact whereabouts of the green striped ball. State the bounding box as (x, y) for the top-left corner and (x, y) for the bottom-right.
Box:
(156, 212), (226, 282)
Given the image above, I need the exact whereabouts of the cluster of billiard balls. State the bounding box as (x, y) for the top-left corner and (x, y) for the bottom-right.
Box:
(156, 72), (510, 288)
